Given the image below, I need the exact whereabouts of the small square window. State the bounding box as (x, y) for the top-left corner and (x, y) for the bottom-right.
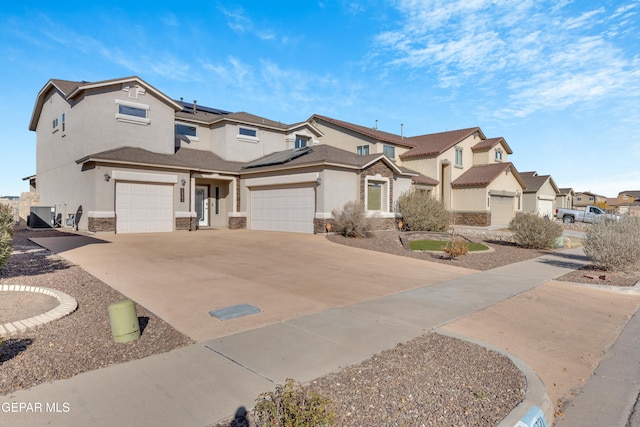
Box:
(357, 145), (370, 155)
(383, 145), (395, 158)
(295, 136), (308, 149)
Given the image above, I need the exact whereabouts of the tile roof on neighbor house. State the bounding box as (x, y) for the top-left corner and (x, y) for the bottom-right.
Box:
(451, 162), (522, 188)
(310, 115), (414, 147)
(411, 174), (439, 186)
(75, 147), (245, 174)
(471, 137), (513, 154)
(239, 144), (419, 176)
(400, 127), (484, 159)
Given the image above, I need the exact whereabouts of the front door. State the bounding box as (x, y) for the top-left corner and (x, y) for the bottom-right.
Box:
(195, 185), (209, 227)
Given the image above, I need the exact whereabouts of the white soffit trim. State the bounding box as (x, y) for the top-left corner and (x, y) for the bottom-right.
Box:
(112, 170), (178, 184)
(245, 172), (319, 187)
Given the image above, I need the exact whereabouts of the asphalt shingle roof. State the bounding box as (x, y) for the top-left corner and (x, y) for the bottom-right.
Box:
(401, 127), (481, 159)
(451, 163), (515, 188)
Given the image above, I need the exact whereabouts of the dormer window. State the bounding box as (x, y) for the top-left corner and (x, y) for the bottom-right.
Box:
(495, 149), (503, 161)
(295, 136), (308, 149)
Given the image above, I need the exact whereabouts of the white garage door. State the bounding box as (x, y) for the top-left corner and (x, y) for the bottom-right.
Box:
(490, 195), (515, 227)
(251, 186), (315, 233)
(116, 182), (174, 233)
(538, 200), (554, 218)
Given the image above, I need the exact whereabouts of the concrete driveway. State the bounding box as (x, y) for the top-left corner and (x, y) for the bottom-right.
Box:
(33, 230), (476, 342)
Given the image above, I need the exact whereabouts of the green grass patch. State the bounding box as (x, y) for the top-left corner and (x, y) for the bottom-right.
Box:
(409, 240), (489, 252)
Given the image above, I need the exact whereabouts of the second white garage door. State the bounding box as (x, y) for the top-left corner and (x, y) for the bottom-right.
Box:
(116, 182), (174, 233)
(490, 195), (515, 227)
(250, 186), (315, 233)
(538, 199), (554, 218)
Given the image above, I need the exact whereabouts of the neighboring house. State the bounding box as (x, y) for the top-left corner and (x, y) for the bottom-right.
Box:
(519, 172), (560, 218)
(556, 188), (574, 210)
(308, 115), (525, 226)
(616, 191), (640, 216)
(573, 191), (608, 209)
(29, 76), (419, 234)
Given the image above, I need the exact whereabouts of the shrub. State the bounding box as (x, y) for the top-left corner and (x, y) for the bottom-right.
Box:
(443, 237), (469, 259)
(0, 204), (14, 269)
(584, 216), (640, 271)
(397, 190), (450, 231)
(508, 213), (563, 249)
(331, 201), (371, 238)
(254, 378), (335, 427)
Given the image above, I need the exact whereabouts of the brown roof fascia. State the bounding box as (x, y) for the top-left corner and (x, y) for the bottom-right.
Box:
(451, 162), (524, 188)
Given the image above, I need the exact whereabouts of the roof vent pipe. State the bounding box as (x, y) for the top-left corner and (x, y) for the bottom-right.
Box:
(193, 100), (197, 113)
(375, 119), (378, 130)
(401, 123), (404, 139)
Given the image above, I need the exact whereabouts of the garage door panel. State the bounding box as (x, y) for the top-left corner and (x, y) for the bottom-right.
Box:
(538, 200), (553, 218)
(490, 196), (515, 227)
(251, 186), (315, 234)
(116, 182), (173, 234)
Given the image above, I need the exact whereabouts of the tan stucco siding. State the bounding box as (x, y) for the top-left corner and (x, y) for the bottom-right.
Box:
(452, 187), (488, 211)
(318, 168), (359, 215)
(214, 124), (288, 162)
(314, 121), (410, 160)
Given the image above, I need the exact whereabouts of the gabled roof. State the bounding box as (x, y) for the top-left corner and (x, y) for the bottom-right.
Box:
(519, 171), (559, 194)
(557, 188), (574, 195)
(471, 137), (513, 154)
(310, 114), (414, 147)
(451, 162), (525, 189)
(76, 147), (244, 174)
(618, 190), (640, 200)
(30, 76), (182, 131)
(401, 127), (484, 159)
(575, 191), (607, 198)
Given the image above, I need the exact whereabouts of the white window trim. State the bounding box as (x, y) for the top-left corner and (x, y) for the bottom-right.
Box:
(237, 126), (259, 143)
(115, 98), (150, 125)
(364, 175), (390, 213)
(175, 122), (199, 142)
(454, 147), (463, 168)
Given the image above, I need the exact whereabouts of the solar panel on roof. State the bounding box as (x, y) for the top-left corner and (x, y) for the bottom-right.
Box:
(242, 146), (312, 169)
(175, 100), (231, 115)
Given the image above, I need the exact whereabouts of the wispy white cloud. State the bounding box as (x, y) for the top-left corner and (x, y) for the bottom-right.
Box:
(218, 6), (284, 42)
(374, 1), (640, 118)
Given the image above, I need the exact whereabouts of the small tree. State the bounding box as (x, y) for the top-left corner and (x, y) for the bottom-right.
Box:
(331, 201), (371, 237)
(584, 216), (640, 271)
(0, 204), (14, 269)
(509, 213), (563, 249)
(397, 190), (450, 232)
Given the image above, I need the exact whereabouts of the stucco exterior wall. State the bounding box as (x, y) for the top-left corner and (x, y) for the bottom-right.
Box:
(452, 187), (488, 211)
(317, 168), (359, 216)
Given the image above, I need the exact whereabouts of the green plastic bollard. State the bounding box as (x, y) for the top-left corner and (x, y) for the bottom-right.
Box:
(108, 299), (140, 343)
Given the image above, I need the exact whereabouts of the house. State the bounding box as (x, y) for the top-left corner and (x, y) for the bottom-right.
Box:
(519, 172), (559, 218)
(29, 75), (529, 234)
(573, 191), (608, 209)
(28, 76), (420, 234)
(556, 188), (574, 210)
(309, 116), (526, 226)
(615, 191), (640, 216)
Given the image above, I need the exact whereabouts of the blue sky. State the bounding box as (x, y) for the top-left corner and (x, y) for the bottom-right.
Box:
(2, 1), (639, 198)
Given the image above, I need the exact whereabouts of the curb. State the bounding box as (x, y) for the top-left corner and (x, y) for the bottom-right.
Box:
(436, 329), (553, 427)
(0, 285), (78, 337)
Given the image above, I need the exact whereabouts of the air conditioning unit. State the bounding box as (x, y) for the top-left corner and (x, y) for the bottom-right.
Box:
(29, 206), (56, 229)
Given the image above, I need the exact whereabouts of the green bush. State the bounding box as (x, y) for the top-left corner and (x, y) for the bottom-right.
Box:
(508, 213), (563, 249)
(0, 204), (14, 269)
(397, 190), (450, 231)
(331, 201), (371, 238)
(254, 378), (335, 427)
(584, 216), (640, 271)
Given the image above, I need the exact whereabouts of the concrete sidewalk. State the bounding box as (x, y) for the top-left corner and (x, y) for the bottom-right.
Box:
(2, 247), (638, 426)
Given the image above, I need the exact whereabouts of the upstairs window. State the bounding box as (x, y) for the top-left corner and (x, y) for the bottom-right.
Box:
(176, 123), (197, 138)
(357, 145), (370, 155)
(495, 149), (503, 161)
(61, 113), (65, 132)
(116, 99), (150, 125)
(383, 145), (395, 158)
(455, 147), (463, 167)
(239, 127), (257, 137)
(295, 136), (308, 149)
(52, 117), (59, 133)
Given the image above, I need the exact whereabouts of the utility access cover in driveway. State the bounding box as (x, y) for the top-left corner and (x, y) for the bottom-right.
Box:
(209, 304), (261, 321)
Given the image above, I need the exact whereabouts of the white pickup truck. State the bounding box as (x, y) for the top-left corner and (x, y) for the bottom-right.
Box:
(555, 205), (619, 223)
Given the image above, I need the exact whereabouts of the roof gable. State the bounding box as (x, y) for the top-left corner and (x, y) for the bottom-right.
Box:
(451, 162), (524, 188)
(520, 171), (560, 194)
(471, 137), (513, 154)
(400, 127), (483, 159)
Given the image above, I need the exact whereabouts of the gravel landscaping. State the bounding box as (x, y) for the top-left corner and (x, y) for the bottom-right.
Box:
(2, 225), (637, 426)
